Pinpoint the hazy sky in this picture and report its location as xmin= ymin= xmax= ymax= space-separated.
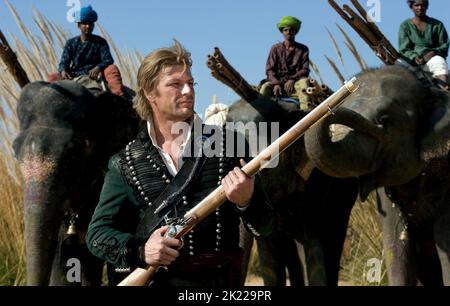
xmin=1 ymin=0 xmax=450 ymax=116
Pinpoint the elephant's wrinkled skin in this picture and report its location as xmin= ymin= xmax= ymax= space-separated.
xmin=13 ymin=81 xmax=140 ymax=285
xmin=227 ymin=96 xmax=358 ymax=286
xmin=305 ymin=66 xmax=450 ymax=285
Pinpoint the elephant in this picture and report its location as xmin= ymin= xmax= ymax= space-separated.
xmin=226 ymin=94 xmax=359 ymax=286
xmin=13 ymin=80 xmax=140 ymax=285
xmin=304 ymin=65 xmax=450 ymax=286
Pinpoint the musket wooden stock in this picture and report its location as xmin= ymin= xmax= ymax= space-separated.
xmin=118 ymin=77 xmax=359 ymax=286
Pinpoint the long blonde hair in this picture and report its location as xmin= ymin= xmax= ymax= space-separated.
xmin=133 ymin=40 xmax=192 ymax=121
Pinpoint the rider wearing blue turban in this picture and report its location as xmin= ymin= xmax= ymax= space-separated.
xmin=74 ymin=5 xmax=98 ymax=23
xmin=57 ymin=6 xmax=125 ymax=96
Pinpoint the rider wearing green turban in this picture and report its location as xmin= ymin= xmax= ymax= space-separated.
xmin=277 ymin=16 xmax=302 ymax=33
xmin=260 ymin=16 xmax=311 ymax=109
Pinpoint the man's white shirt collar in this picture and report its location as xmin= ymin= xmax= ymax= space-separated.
xmin=146 ymin=113 xmax=203 ymax=176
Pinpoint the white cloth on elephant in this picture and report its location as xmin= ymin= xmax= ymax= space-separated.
xmin=204 ymin=103 xmax=229 ymax=126
xmin=72 ymin=75 xmax=107 ymax=92
xmin=423 ymin=55 xmax=449 ymax=77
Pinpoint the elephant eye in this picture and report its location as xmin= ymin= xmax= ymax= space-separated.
xmin=376 ymin=114 xmax=390 ymax=126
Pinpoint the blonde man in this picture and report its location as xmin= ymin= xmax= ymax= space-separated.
xmin=87 ymin=41 xmax=274 ymax=286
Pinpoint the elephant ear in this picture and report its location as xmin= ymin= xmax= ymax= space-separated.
xmin=420 ymin=90 xmax=450 ymax=162
xmin=13 ymin=81 xmax=49 ymax=157
xmin=89 ymin=92 xmax=141 ymax=164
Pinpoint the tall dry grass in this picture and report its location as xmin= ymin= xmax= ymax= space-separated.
xmin=325 ymin=25 xmax=368 ymax=85
xmin=0 ymin=152 xmax=25 ymax=286
xmin=340 ymin=193 xmax=387 ymax=286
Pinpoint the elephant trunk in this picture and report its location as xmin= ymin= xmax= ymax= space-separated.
xmin=304 ymin=107 xmax=385 ymax=178
xmin=21 ymin=155 xmax=64 ymax=286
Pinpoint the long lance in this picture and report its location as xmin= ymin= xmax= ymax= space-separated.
xmin=118 ymin=77 xmax=359 ymax=286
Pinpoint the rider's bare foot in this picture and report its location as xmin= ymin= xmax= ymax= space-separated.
xmin=437 ymin=83 xmax=449 ymax=91
xmin=434 ymin=76 xmax=450 ymax=91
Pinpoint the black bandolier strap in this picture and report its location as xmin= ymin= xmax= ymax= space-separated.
xmin=119 ymin=132 xmax=209 ymax=244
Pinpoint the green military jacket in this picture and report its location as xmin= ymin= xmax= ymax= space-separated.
xmin=86 ymin=126 xmax=274 ymax=269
